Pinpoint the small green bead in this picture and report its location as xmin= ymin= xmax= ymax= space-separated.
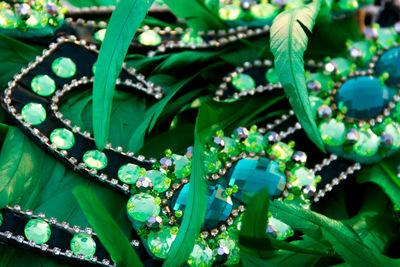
xmin=94 ymin=28 xmax=106 ymax=42
xmin=270 ymin=142 xmax=294 ymax=162
xmin=50 ymin=128 xmax=75 ymax=149
xmin=24 ymin=219 xmax=51 ymax=244
xmin=231 ymin=185 xmax=239 ymax=193
xmin=172 ymin=154 xmax=191 ymax=179
xmin=181 ymin=30 xmax=204 ymax=45
xmin=175 ymin=210 xmax=183 ymax=218
xmin=31 ymin=75 xmax=56 ymax=96
xmin=21 ymin=103 xmax=46 ymax=125
xmin=266 ymin=68 xmax=280 ymax=84
xmin=231 ymin=73 xmax=255 ymax=91
xmin=83 ymin=150 xmax=108 ymax=170
xmin=52 ymin=57 xmax=76 ymax=78
xmin=70 ymin=233 xmax=96 ymax=258
xmin=244 ymin=131 xmax=265 ymax=153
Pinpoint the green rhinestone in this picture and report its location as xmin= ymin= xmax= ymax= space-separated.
xmin=270 ymin=142 xmax=294 ymax=162
xmin=31 ymin=75 xmax=56 ymax=96
xmin=231 ymin=74 xmax=255 ymax=91
xmin=50 ymin=128 xmax=75 ymax=149
xmin=336 ymin=0 xmax=358 ymax=11
xmin=127 ymin=193 xmax=160 ymax=222
xmin=52 ymin=57 xmax=76 ymax=78
xmin=266 ymin=68 xmax=280 ymax=84
xmin=94 ymin=28 xmax=106 ymax=42
xmin=181 ymin=30 xmax=204 ymax=46
xmin=0 ymin=9 xmax=18 ymax=29
xmin=385 ymin=122 xmax=400 ymax=148
xmin=145 ymin=170 xmax=170 ymax=193
xmin=222 ymin=137 xmax=239 ymax=157
xmin=147 ymin=226 xmax=177 ymax=259
xmin=250 ymin=4 xmax=278 ymax=20
xmin=291 ymin=166 xmax=315 ymax=187
xmin=83 ymin=150 xmax=108 ymax=170
xmin=26 ymin=10 xmax=47 ymax=29
xmin=172 ymin=154 xmax=191 ymax=179
xmin=377 ymin=27 xmax=397 ymax=47
xmin=354 ymin=129 xmax=380 ymax=157
xmin=218 ymin=5 xmax=242 ymax=21
xmin=138 ymin=30 xmax=162 ymax=46
xmin=70 ymin=233 xmax=96 ymax=258
xmin=268 ymin=216 xmax=292 ymax=240
xmin=319 ymin=119 xmax=346 ymax=146
xmin=307 ymin=72 xmax=334 ymax=92
xmin=175 ymin=210 xmax=183 ymax=218
xmin=244 ymin=131 xmax=265 ymax=153
xmin=203 ymin=148 xmax=222 ymax=174
xmin=188 ymin=242 xmax=214 ymax=267
xmin=350 ymin=41 xmax=375 ymax=63
xmin=24 ymin=219 xmax=51 ymax=244
xmin=309 ymin=96 xmax=324 ymax=119
xmin=21 ymin=103 xmax=46 ymax=125
xmin=118 ymin=163 xmax=142 ymax=184
xmin=326 ymin=57 xmax=351 ymax=76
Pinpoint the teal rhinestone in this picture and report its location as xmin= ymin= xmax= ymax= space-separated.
xmin=127 ymin=193 xmax=160 ymax=222
xmin=319 ymin=119 xmax=346 ymax=146
xmin=181 ymin=30 xmax=204 ymax=46
xmin=145 ymin=170 xmax=170 ymax=193
xmin=172 ymin=183 xmax=233 ymax=229
xmin=218 ymin=5 xmax=242 ymax=21
xmin=138 ymin=30 xmax=162 ymax=46
xmin=334 ymin=76 xmax=389 ymax=119
xmin=227 ymin=157 xmax=286 ymax=203
xmin=231 ymin=73 xmax=255 ymax=91
xmin=147 ymin=226 xmax=177 ymax=259
xmin=309 ymin=96 xmax=324 ymax=119
xmin=354 ymin=129 xmax=380 ymax=157
xmin=172 ymin=154 xmax=191 ymax=179
xmin=83 ymin=150 xmax=108 ymax=170
xmin=0 ymin=9 xmax=18 ymax=29
xmin=188 ymin=242 xmax=214 ymax=267
xmin=52 ymin=57 xmax=76 ymax=78
xmin=31 ymin=75 xmax=55 ymax=96
xmin=385 ymin=122 xmax=400 ymax=148
xmin=375 ymin=47 xmax=400 ymax=86
xmin=244 ymin=131 xmax=265 ymax=153
xmin=50 ymin=128 xmax=75 ymax=149
xmin=94 ymin=28 xmax=106 ymax=42
xmin=266 ymin=68 xmax=280 ymax=84
xmin=270 ymin=142 xmax=294 ymax=161
xmin=70 ymin=233 xmax=96 ymax=258
xmin=24 ymin=219 xmax=51 ymax=244
xmin=21 ymin=103 xmax=46 ymax=125
xmin=118 ymin=163 xmax=142 ymax=184
xmin=290 ymin=166 xmax=315 ymax=187
xmin=250 ymin=4 xmax=278 ymax=20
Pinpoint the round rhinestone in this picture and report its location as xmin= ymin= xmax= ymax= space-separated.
xmin=83 ymin=150 xmax=108 ymax=170
xmin=231 ymin=74 xmax=255 ymax=91
xmin=354 ymin=129 xmax=380 ymax=157
xmin=266 ymin=68 xmax=280 ymax=84
xmin=31 ymin=75 xmax=56 ymax=96
xmin=147 ymin=226 xmax=177 ymax=259
xmin=144 ymin=170 xmax=170 ymax=193
xmin=127 ymin=193 xmax=160 ymax=222
xmin=94 ymin=28 xmax=106 ymax=42
xmin=219 ymin=5 xmax=242 ymax=21
xmin=250 ymin=4 xmax=278 ymax=20
xmin=52 ymin=57 xmax=77 ymax=78
xmin=138 ymin=30 xmax=162 ymax=46
xmin=21 ymin=103 xmax=46 ymax=125
xmin=118 ymin=163 xmax=142 ymax=184
xmin=319 ymin=119 xmax=346 ymax=146
xmin=24 ymin=219 xmax=51 ymax=245
xmin=50 ymin=128 xmax=75 ymax=149
xmin=0 ymin=9 xmax=18 ymax=29
xmin=70 ymin=233 xmax=96 ymax=258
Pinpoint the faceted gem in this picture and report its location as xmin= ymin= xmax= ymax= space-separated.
xmin=231 ymin=74 xmax=255 ymax=91
xmin=83 ymin=150 xmax=108 ymax=170
xmin=50 ymin=128 xmax=75 ymax=149
xmin=144 ymin=170 xmax=170 ymax=193
xmin=94 ymin=28 xmax=106 ymax=42
xmin=127 ymin=193 xmax=160 ymax=222
xmin=147 ymin=215 xmax=163 ymax=230
xmin=290 ymin=166 xmax=315 ymax=187
xmin=70 ymin=233 xmax=96 ymax=258
xmin=203 ymin=148 xmax=222 ymax=174
xmin=319 ymin=119 xmax=346 ymax=146
xmin=292 ymin=151 xmax=307 ymax=163
xmin=118 ymin=163 xmax=142 ymax=184
xmin=227 ymin=157 xmax=286 ymax=203
xmin=222 ymin=137 xmax=239 ymax=157
xmin=52 ymin=57 xmax=77 ymax=78
xmin=21 ymin=103 xmax=46 ymax=125
xmin=377 ymin=27 xmax=397 ymax=47
xmin=317 ymin=105 xmax=332 ymax=119
xmin=266 ymin=68 xmax=280 ymax=84
xmin=264 ymin=131 xmax=279 ymax=145
xmin=349 ymin=41 xmax=374 ymax=63
xmin=334 ymin=76 xmax=389 ymax=119
xmin=268 ymin=216 xmax=292 ymax=240
xmin=375 ymin=47 xmax=400 ymax=86
xmin=181 ymin=30 xmax=204 ymax=46
xmin=0 ymin=9 xmax=18 ymax=29
xmin=45 ymin=3 xmax=59 ymax=17
xmin=218 ymin=5 xmax=242 ymax=21
xmin=270 ymin=142 xmax=294 ymax=161
xmin=172 ymin=183 xmax=233 ymax=229
xmin=188 ymin=242 xmax=214 ymax=267
xmin=24 ymin=219 xmax=51 ymax=244
xmin=325 ymin=57 xmax=351 ymax=77
xmin=309 ymin=96 xmax=324 ymax=119
xmin=354 ymin=129 xmax=380 ymax=157
xmin=244 ymin=131 xmax=265 ymax=153
xmin=31 ymin=75 xmax=56 ymax=96
xmin=147 ymin=226 xmax=177 ymax=259
xmin=381 ymin=133 xmax=393 ymax=147
xmin=234 ymin=127 xmax=249 ymax=140
xmin=16 ymin=4 xmax=31 ymax=17
xmin=385 ymin=122 xmax=400 ymax=148
xmin=26 ymin=10 xmax=47 ymax=29
xmin=172 ymin=154 xmax=191 ymax=178
xmin=240 ymin=0 xmax=252 ymax=10
xmin=135 ymin=177 xmax=153 ymax=192
xmin=249 ymin=4 xmax=278 ymax=20
xmin=138 ymin=30 xmax=162 ymax=46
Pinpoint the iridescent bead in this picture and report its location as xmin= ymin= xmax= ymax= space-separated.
xmin=345 ymin=128 xmax=359 ymax=143
xmin=292 ymin=151 xmax=307 ymax=163
xmin=233 ymin=127 xmax=249 ymax=140
xmin=317 ymin=105 xmax=332 ymax=119
xmin=380 ymin=132 xmax=393 ymax=147
xmin=264 ymin=131 xmax=279 ymax=145
xmin=147 ymin=215 xmax=163 ymax=230
xmin=307 ymin=80 xmax=322 ymax=93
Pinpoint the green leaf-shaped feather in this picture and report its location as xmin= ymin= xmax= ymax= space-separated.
xmin=270 ymin=0 xmax=326 ymax=152
xmin=92 ymin=0 xmax=154 ymax=150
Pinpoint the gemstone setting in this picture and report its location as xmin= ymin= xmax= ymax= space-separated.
xmin=24 ymin=219 xmax=51 ymax=244
xmin=50 ymin=128 xmax=75 ymax=149
xmin=21 ymin=103 xmax=46 ymax=125
xmin=83 ymin=150 xmax=108 ymax=170
xmin=31 ymin=75 xmax=56 ymax=96
xmin=52 ymin=57 xmax=77 ymax=78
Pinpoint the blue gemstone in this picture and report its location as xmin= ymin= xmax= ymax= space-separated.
xmin=375 ymin=47 xmax=400 ymax=86
xmin=226 ymin=157 xmax=286 ymax=203
xmin=334 ymin=76 xmax=389 ymax=119
xmin=172 ymin=183 xmax=233 ymax=229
